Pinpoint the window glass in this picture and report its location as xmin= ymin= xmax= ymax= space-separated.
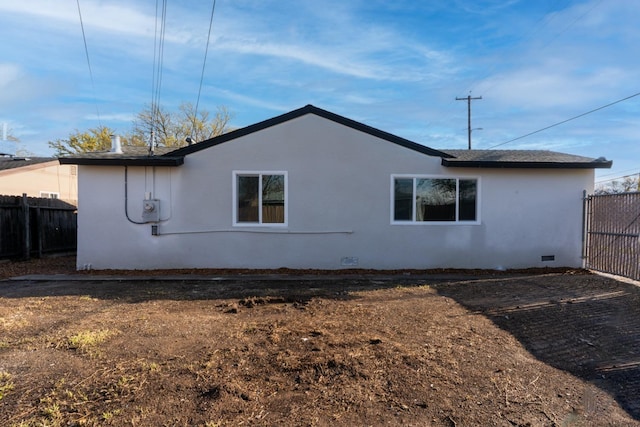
xmin=237 ymin=175 xmax=259 ymax=222
xmin=235 ymin=172 xmax=286 ymax=225
xmin=416 ymin=178 xmax=456 ymax=221
xmin=394 ymin=178 xmax=413 ymax=221
xmin=262 ymin=174 xmax=285 ymax=223
xmin=459 ymin=179 xmax=477 ymax=221
xmin=39 ymin=191 xmax=59 ymax=199
xmin=393 ymin=176 xmax=477 ymax=223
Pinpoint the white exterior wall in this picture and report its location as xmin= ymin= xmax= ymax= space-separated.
xmin=76 ymin=114 xmax=593 ymax=270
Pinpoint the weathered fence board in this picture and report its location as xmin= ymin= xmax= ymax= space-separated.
xmin=0 ymin=194 xmax=77 ymax=259
xmin=584 ymin=192 xmax=640 ymax=281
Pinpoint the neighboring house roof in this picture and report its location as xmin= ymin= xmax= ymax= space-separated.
xmin=0 ymin=156 xmax=58 ymax=173
xmin=59 ymin=104 xmax=612 ymax=170
xmin=440 ymin=149 xmax=613 ymax=169
xmin=59 ymin=146 xmax=184 ymax=167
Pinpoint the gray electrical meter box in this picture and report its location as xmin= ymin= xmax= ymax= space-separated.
xmin=142 ymin=199 xmax=160 ymax=223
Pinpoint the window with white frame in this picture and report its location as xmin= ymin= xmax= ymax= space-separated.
xmin=39 ymin=191 xmax=59 ymax=199
xmin=234 ymin=172 xmax=287 ymax=225
xmin=392 ymin=176 xmax=478 ymax=223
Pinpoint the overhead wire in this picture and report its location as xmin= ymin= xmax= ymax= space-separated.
xmin=191 ymin=0 xmax=218 ymax=142
xmin=76 ymin=0 xmax=101 ymax=127
xmin=488 ymin=91 xmax=640 ymax=149
xmin=463 ymin=0 xmax=570 ymax=95
xmin=150 ymin=0 xmax=168 ymax=152
xmin=596 ymin=167 xmax=640 ymax=181
xmin=596 ymin=172 xmax=640 ymax=185
xmin=470 ymin=0 xmax=601 ymax=97
xmin=419 ymin=2 xmax=574 ymax=144
xmin=428 ymin=1 xmax=603 ymax=147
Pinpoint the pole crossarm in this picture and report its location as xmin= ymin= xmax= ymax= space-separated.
xmin=456 ymin=95 xmax=482 ymax=149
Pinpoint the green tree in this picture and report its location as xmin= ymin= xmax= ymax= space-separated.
xmin=49 ymin=103 xmax=233 ymax=155
xmin=49 ymin=126 xmax=119 ymax=156
xmin=130 ymin=102 xmax=233 ymax=148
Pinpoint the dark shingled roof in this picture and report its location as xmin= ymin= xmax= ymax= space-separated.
xmin=59 ymin=105 xmax=612 ymax=170
xmin=0 ymin=156 xmax=58 ymax=172
xmin=440 ymin=149 xmax=612 ymax=169
xmin=59 ymin=146 xmax=184 ymax=167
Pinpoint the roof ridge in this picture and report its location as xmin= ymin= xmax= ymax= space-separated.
xmin=164 ymin=104 xmax=452 ymax=159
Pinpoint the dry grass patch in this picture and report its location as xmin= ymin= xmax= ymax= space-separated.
xmin=0 ymin=313 xmax=29 ymax=330
xmin=1 ymin=259 xmax=639 ymax=426
xmin=0 ymin=371 xmax=14 ymax=401
xmin=65 ymin=329 xmax=119 ymax=356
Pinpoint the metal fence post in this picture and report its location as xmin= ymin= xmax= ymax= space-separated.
xmin=581 ymin=190 xmax=589 ymax=267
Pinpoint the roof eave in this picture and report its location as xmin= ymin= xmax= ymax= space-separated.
xmin=441 ymin=159 xmax=613 ymax=169
xmin=59 ymin=156 xmax=184 ymax=167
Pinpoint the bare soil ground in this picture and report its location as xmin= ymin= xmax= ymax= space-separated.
xmin=1 ymin=256 xmax=640 ymax=426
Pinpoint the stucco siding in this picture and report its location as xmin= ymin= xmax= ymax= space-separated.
xmin=0 ymin=162 xmax=78 ymax=204
xmin=76 ymin=114 xmax=593 ymax=270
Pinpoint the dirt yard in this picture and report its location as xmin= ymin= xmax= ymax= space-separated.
xmin=1 ymin=256 xmax=639 ymax=426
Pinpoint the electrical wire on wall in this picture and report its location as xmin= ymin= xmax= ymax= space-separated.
xmin=124 ymin=166 xmax=173 ymax=225
xmin=124 ymin=166 xmax=147 ymax=225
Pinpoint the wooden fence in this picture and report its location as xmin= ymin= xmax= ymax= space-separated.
xmin=0 ymin=194 xmax=77 ymax=260
xmin=584 ymin=192 xmax=640 ymax=281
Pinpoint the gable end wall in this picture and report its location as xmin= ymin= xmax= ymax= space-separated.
xmin=76 ymin=115 xmax=593 ymax=270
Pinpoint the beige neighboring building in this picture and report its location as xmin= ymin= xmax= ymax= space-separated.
xmin=0 ymin=155 xmax=77 ymax=205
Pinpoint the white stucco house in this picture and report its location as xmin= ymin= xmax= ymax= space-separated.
xmin=60 ymin=105 xmax=611 ymax=271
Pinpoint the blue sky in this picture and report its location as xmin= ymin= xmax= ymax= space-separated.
xmin=0 ymin=0 xmax=638 ymax=182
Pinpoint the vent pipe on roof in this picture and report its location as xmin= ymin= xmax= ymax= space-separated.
xmin=111 ymin=135 xmax=123 ymax=154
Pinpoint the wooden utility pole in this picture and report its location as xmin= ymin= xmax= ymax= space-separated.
xmin=456 ymin=95 xmax=482 ymax=149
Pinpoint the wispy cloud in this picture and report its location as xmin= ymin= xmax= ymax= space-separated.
xmin=207 ymin=87 xmax=291 ymax=113
xmin=0 ymin=0 xmax=637 ymax=179
xmin=0 ymin=1 xmax=163 ymax=40
xmin=84 ymin=113 xmax=135 ymax=123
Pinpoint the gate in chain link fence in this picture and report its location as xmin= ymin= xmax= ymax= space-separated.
xmin=584 ymin=192 xmax=640 ymax=281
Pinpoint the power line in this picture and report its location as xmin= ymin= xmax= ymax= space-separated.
xmin=464 ymin=0 xmax=570 ymax=96
xmin=469 ymin=1 xmax=602 ymax=99
xmin=191 ymin=0 xmax=217 ymax=142
xmin=423 ymin=2 xmax=589 ymax=143
xmin=597 ymin=167 xmax=640 ymax=180
xmin=455 ymin=95 xmax=482 ymax=150
xmin=596 ymin=172 xmax=640 ymax=185
xmin=76 ymin=0 xmax=101 ymax=127
xmin=489 ymin=91 xmax=640 ymax=149
xmin=150 ymin=0 xmax=168 ymax=153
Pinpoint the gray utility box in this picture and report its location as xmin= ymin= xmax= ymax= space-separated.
xmin=142 ymin=199 xmax=160 ymax=223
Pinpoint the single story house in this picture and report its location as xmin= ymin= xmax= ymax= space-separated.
xmin=60 ymin=105 xmax=611 ymax=270
xmin=0 ymin=155 xmax=78 ymax=205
